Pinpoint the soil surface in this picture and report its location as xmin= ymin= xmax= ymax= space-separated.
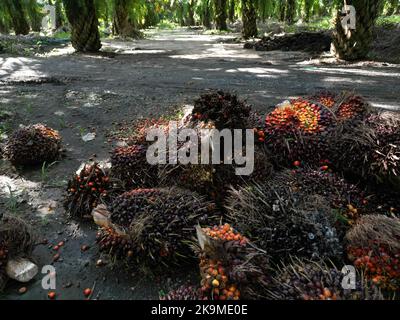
xmin=0 ymin=28 xmax=399 ymax=300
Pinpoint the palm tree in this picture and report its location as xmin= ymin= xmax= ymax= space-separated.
xmin=63 ymin=0 xmax=101 ymax=52
xmin=332 ymin=0 xmax=384 ymax=60
xmin=213 ymin=0 xmax=228 ymax=30
xmin=241 ymin=0 xmax=257 ymax=39
xmin=4 ymin=0 xmax=30 ymax=35
xmin=113 ymin=0 xmax=140 ymax=38
xmin=285 ymin=0 xmax=296 ymax=24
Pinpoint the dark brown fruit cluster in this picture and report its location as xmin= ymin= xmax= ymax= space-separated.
xmin=269 ymin=258 xmax=382 ymax=300
xmin=5 ymin=124 xmax=62 ymax=166
xmin=226 ymin=170 xmax=345 ymax=262
xmin=161 ymin=284 xmax=203 ymax=300
xmin=191 ymin=91 xmax=251 ymax=129
xmin=110 ymin=145 xmax=156 ymax=188
xmin=64 ymin=163 xmax=111 ymax=219
xmin=104 ymin=188 xmax=219 ymax=263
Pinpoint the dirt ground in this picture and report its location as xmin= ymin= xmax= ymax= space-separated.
xmin=0 ymin=28 xmax=399 ymax=300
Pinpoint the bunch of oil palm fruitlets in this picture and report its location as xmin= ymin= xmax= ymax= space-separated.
xmin=266 ymin=258 xmax=383 ymax=300
xmin=110 ymin=145 xmax=156 ymax=188
xmin=64 ymin=163 xmax=111 ymax=219
xmin=196 ymin=224 xmax=269 ymax=300
xmin=346 ymin=215 xmax=400 ymax=292
xmin=263 ymin=92 xmax=371 ymax=167
xmin=191 ymin=90 xmax=251 ymax=129
xmin=4 ymin=123 xmax=62 ymax=166
xmin=286 ymin=168 xmax=368 ymax=230
xmin=98 ymin=188 xmax=219 ymax=264
xmin=160 ymin=284 xmax=204 ymax=300
xmin=226 ymin=169 xmax=349 ymax=262
xmin=264 ymin=99 xmax=334 ymax=166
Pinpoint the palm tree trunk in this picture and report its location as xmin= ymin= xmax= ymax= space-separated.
xmin=304 ymin=0 xmax=313 ymax=23
xmin=63 ymin=0 xmax=101 ymax=52
xmin=4 ymin=0 xmax=30 ymax=35
xmin=332 ymin=0 xmax=383 ymax=60
xmin=214 ymin=0 xmax=228 ymax=30
xmin=228 ymin=0 xmax=235 ymax=22
xmin=202 ymin=0 xmax=212 ymax=28
xmin=113 ymin=0 xmax=140 ymax=38
xmin=285 ymin=0 xmax=296 ymax=24
xmin=241 ymin=0 xmax=257 ymax=39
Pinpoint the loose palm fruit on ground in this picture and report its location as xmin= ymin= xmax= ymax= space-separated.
xmin=64 ymin=162 xmax=111 ymax=219
xmin=5 ymin=124 xmax=62 ymax=166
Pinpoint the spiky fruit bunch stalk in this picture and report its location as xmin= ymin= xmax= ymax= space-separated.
xmin=101 ymin=188 xmax=219 ymax=264
xmin=267 ymin=258 xmax=382 ymax=300
xmin=64 ymin=163 xmax=111 ymax=219
xmin=110 ymin=145 xmax=156 ymax=188
xmin=196 ymin=224 xmax=269 ymax=300
xmin=225 ymin=170 xmax=349 ymax=262
xmin=5 ymin=124 xmax=62 ymax=166
xmin=346 ymin=215 xmax=400 ymax=291
xmin=160 ymin=284 xmax=204 ymax=300
xmin=191 ymin=91 xmax=251 ymax=129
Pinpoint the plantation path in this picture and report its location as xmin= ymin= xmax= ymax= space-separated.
xmin=0 ymin=28 xmax=399 ymax=300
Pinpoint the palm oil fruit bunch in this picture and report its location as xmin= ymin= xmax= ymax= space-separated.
xmin=268 ymin=258 xmax=382 ymax=300
xmin=225 ymin=171 xmax=343 ymax=262
xmin=366 ymin=112 xmax=400 ymax=188
xmin=265 ymin=99 xmax=333 ymax=135
xmin=5 ymin=124 xmax=62 ymax=166
xmin=196 ymin=224 xmax=270 ymax=300
xmin=199 ymin=257 xmax=241 ymax=301
xmin=336 ymin=95 xmax=368 ymax=121
xmin=191 ymin=91 xmax=251 ymax=129
xmin=107 ymin=188 xmax=218 ymax=263
xmin=96 ymin=227 xmax=134 ymax=260
xmin=346 ymin=215 xmax=400 ymax=292
xmin=289 ymin=169 xmax=366 ymax=225
xmin=264 ymin=99 xmax=333 ymax=166
xmin=161 ymin=284 xmax=203 ymax=300
xmin=312 ymin=91 xmax=337 ymax=109
xmin=127 ymin=117 xmax=175 ymax=146
xmin=203 ymin=224 xmax=248 ymax=245
xmin=64 ymin=163 xmax=111 ymax=219
xmin=110 ymin=145 xmax=156 ymax=188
